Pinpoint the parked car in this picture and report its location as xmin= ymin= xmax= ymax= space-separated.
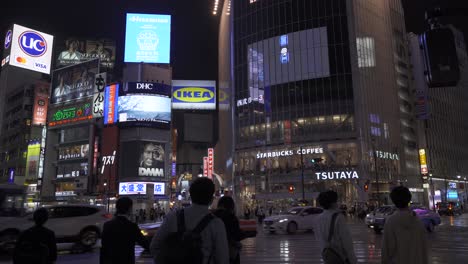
xmin=263 ymin=206 xmax=323 ymax=234
xmin=437 ymin=202 xmax=463 ymax=216
xmin=366 ymin=205 xmax=441 ymax=233
xmin=0 ymin=205 xmax=111 ymax=252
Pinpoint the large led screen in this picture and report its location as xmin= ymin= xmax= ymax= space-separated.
xmin=247 ymin=27 xmax=330 ymax=99
xmin=51 ymin=59 xmax=99 ymax=104
xmin=118 ymin=94 xmax=171 ymax=127
xmin=120 ymin=141 xmax=166 ymax=179
xmin=56 ymin=38 xmax=116 ymax=70
xmin=172 ymin=80 xmax=216 ymax=110
xmin=124 ymin=13 xmax=171 ymax=64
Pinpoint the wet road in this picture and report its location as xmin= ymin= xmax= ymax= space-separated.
xmin=1 ymin=214 xmax=467 ymax=263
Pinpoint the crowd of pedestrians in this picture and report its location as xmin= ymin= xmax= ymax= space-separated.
xmin=12 ymin=179 xmax=430 ymax=264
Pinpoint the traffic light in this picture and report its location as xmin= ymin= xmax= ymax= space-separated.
xmin=288 ymin=185 xmax=294 ymax=193
xmin=311 ymin=158 xmax=323 ymax=164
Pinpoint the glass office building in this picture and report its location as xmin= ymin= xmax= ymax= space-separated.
xmin=219 ymin=0 xmax=421 ymax=207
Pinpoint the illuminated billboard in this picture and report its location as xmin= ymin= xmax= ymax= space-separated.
xmin=172 ymin=80 xmax=216 ymax=110
xmin=32 ymin=82 xmax=50 ymax=126
xmin=51 ymin=59 xmax=99 ymax=104
xmin=58 ymin=144 xmax=89 ymax=161
xmin=104 ymin=84 xmax=119 ymax=125
xmin=122 ymin=82 xmax=171 ymax=96
xmin=118 ymin=94 xmax=171 ymax=128
xmin=48 ymin=102 xmax=93 ymax=127
xmin=120 ymin=141 xmax=166 ymax=179
xmin=124 ymin=13 xmax=171 ymax=64
xmin=25 ymin=142 xmax=41 ymax=180
xmin=119 ymin=182 xmax=165 ymax=195
xmin=56 ymin=38 xmax=116 ymax=70
xmin=7 ymin=24 xmax=54 ymax=74
xmin=419 ymin=149 xmax=428 ymax=175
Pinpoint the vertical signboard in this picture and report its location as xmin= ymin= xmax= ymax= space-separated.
xmin=32 ymin=82 xmax=50 ymax=125
xmin=419 ymin=149 xmax=428 ymax=175
xmin=2 ymin=27 xmax=13 ymax=67
xmin=99 ymin=126 xmax=119 ymax=194
xmin=104 ymin=84 xmax=119 ymax=125
xmin=208 ymin=148 xmax=214 ymax=179
xmin=93 ymin=73 xmax=107 ymax=118
xmin=25 ymin=141 xmax=41 ymax=180
xmin=203 ymin=157 xmax=208 ymax=177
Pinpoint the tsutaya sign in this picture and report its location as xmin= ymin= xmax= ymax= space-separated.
xmin=375 ymin=150 xmax=399 ymax=160
xmin=315 ymin=171 xmax=359 ymax=180
xmin=256 ymin=147 xmax=323 ymax=159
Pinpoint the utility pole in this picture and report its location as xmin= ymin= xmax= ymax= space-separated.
xmin=300 ymin=146 xmax=305 ymax=201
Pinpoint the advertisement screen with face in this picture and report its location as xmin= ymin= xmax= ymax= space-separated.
xmin=120 ymin=141 xmax=166 ymax=179
xmin=51 ymin=59 xmax=99 ymax=104
xmin=56 ymin=38 xmax=116 ymax=70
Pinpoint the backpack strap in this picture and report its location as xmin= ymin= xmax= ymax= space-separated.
xmin=177 ymin=209 xmax=186 ymax=234
xmin=192 ymin=213 xmax=215 ymax=234
xmin=327 ymin=212 xmax=339 ymax=243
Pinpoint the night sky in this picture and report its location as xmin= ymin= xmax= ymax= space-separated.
xmin=0 ymin=0 xmax=467 ymax=81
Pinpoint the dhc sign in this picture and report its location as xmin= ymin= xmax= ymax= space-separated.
xmin=172 ymin=80 xmax=216 ymax=110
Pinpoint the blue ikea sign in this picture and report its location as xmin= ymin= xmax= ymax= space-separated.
xmin=172 ymin=86 xmax=216 ymax=110
xmin=124 ymin=13 xmax=171 ymax=64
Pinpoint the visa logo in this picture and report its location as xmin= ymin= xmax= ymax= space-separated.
xmin=34 ymin=62 xmax=46 ymax=69
xmin=173 ymin=87 xmax=214 ymax=103
xmin=18 ymin=31 xmax=47 ymax=57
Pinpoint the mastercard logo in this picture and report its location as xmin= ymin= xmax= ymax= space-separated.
xmin=16 ymin=56 xmax=27 ymax=64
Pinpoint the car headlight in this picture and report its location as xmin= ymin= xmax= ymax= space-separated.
xmin=141 ymin=230 xmax=148 ymax=236
xmin=279 ymin=219 xmax=288 ymax=223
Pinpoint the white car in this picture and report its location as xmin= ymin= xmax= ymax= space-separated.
xmin=263 ymin=206 xmax=323 ymax=234
xmin=0 ymin=204 xmax=111 ymax=252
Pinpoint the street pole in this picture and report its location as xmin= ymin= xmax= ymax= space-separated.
xmin=300 ymin=146 xmax=305 ymax=201
xmin=371 ymin=138 xmax=380 ymax=208
xmin=430 ymin=175 xmax=436 ymax=212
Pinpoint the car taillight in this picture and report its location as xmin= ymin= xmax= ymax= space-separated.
xmin=102 ymin=213 xmax=113 ymax=219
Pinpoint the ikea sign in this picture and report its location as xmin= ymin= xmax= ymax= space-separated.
xmin=172 ymin=80 xmax=216 ymax=110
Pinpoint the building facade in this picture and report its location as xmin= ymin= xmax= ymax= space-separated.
xmin=409 ymin=26 xmax=468 ymax=209
xmin=222 ymin=0 xmax=420 ymax=208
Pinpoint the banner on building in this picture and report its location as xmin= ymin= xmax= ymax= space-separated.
xmin=32 ymin=82 xmax=50 ymax=125
xmin=56 ymin=38 xmax=115 ymax=70
xmin=92 ymin=73 xmax=107 ymax=118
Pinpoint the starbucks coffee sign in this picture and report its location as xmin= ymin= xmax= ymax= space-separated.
xmin=256 ymin=147 xmax=324 ymax=159
xmin=315 ymin=171 xmax=359 ymax=180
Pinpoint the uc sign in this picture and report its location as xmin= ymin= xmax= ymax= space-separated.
xmin=173 ymin=87 xmax=215 ymax=103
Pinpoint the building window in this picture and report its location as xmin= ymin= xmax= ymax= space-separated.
xmin=371 ymin=126 xmax=381 ymax=137
xmin=357 ymin=37 xmax=376 ymax=68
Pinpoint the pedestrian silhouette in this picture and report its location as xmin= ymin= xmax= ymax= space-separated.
xmin=150 ymin=177 xmax=229 ymax=264
xmin=13 ymin=208 xmax=57 ymax=264
xmin=315 ymin=190 xmax=357 ymax=264
xmin=382 ymin=186 xmax=428 ymax=264
xmin=100 ymin=197 xmax=149 ymax=264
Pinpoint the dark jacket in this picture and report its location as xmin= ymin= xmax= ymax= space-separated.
xmin=13 ymin=225 xmax=57 ymax=264
xmin=213 ymin=209 xmax=245 ymax=264
xmin=100 ymin=215 xmax=149 ymax=264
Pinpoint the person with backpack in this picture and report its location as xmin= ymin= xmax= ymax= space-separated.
xmin=382 ymin=186 xmax=429 ymax=264
xmin=100 ymin=197 xmax=149 ymax=264
xmin=13 ymin=208 xmax=57 ymax=264
xmin=315 ymin=190 xmax=357 ymax=264
xmin=150 ymin=177 xmax=229 ymax=264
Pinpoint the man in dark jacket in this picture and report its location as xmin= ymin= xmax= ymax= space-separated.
xmin=13 ymin=208 xmax=57 ymax=264
xmin=100 ymin=197 xmax=149 ymax=264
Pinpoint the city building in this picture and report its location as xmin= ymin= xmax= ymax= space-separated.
xmin=218 ymin=0 xmax=421 ymax=208
xmin=409 ymin=25 xmax=468 ymax=209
